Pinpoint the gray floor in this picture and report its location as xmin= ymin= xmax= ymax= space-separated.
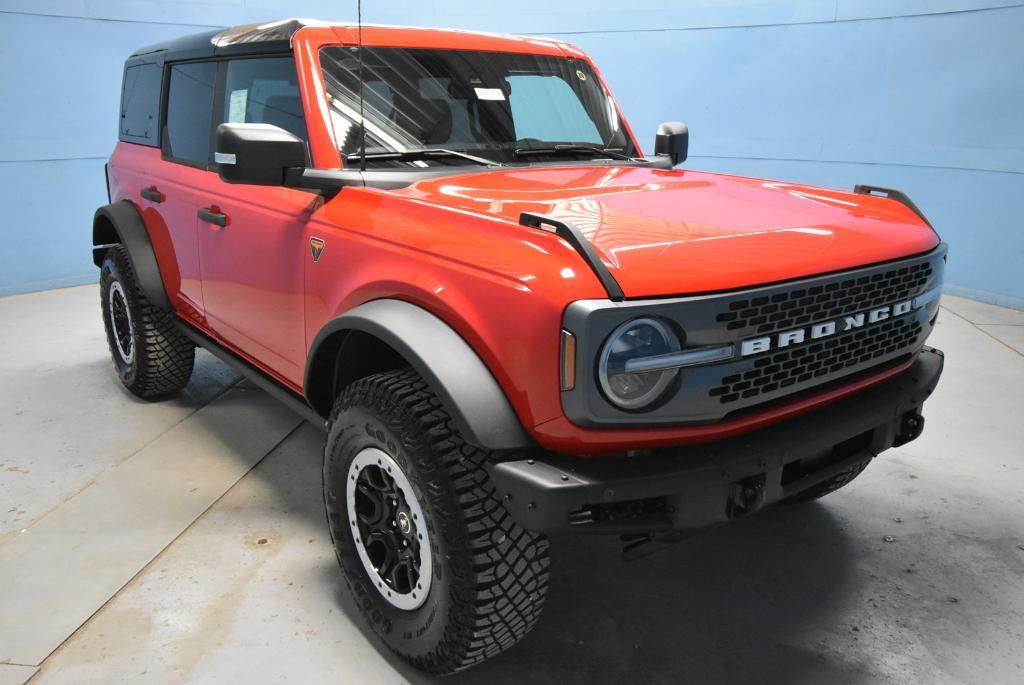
xmin=1 ymin=286 xmax=1022 ymax=684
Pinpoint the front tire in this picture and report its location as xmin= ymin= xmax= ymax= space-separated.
xmin=99 ymin=246 xmax=194 ymax=398
xmin=323 ymin=369 xmax=549 ymax=675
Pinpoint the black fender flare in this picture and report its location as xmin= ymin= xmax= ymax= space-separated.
xmin=306 ymin=299 xmax=533 ymax=450
xmin=92 ymin=200 xmax=171 ymax=310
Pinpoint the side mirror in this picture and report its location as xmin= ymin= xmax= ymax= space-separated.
xmin=215 ymin=123 xmax=306 ymax=186
xmin=653 ymin=121 xmax=688 ymax=167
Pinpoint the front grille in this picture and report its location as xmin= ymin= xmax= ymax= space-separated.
xmin=714 ymin=261 xmax=934 ymax=337
xmin=560 ymin=244 xmax=945 ymax=427
xmin=710 ymin=316 xmax=923 ymax=404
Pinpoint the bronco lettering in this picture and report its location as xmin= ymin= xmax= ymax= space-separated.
xmin=740 ymin=298 xmax=915 ymax=357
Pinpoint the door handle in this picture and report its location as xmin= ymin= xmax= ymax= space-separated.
xmin=140 ymin=186 xmax=165 ymax=203
xmin=198 ymin=206 xmax=228 ymax=227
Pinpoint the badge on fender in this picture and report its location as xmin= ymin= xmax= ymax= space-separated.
xmin=309 ymin=237 xmax=326 ymax=263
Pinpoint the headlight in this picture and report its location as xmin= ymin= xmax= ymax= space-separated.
xmin=598 ymin=317 xmax=681 ymax=409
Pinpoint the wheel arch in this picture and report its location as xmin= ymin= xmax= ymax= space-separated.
xmin=306 ymin=299 xmax=533 ymax=450
xmin=92 ymin=200 xmax=171 ymax=311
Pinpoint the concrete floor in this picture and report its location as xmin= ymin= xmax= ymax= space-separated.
xmin=1 ymin=285 xmax=1022 ymax=684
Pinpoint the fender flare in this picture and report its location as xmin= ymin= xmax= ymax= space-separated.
xmin=306 ymin=299 xmax=533 ymax=450
xmin=92 ymin=200 xmax=171 ymax=310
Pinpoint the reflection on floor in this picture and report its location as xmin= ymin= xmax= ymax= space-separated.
xmin=1 ymin=285 xmax=1022 ymax=684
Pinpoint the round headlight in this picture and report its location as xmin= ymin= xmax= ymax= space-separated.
xmin=598 ymin=317 xmax=681 ymax=410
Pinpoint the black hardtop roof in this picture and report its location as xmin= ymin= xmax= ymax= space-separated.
xmin=129 ymin=19 xmax=319 ymax=62
xmin=127 ymin=18 xmax=552 ymax=64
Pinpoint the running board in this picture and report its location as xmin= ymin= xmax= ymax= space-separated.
xmin=175 ymin=320 xmax=327 ymax=430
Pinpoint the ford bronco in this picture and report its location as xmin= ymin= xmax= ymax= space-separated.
xmin=94 ymin=19 xmax=945 ymax=674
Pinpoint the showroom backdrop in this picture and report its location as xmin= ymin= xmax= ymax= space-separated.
xmin=1 ymin=0 xmax=1022 ymax=307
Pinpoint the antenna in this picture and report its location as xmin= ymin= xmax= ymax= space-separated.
xmin=357 ymin=0 xmax=367 ymax=172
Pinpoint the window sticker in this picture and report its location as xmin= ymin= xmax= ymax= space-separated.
xmin=576 ymin=69 xmax=587 ymax=81
xmin=473 ymin=87 xmax=505 ymax=101
xmin=228 ymin=89 xmax=248 ymax=122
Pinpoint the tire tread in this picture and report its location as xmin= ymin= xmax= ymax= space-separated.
xmin=326 ymin=368 xmax=549 ymax=675
xmin=101 ymin=246 xmax=194 ymax=398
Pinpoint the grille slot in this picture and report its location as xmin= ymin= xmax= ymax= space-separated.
xmin=710 ymin=316 xmax=923 ymax=404
xmin=715 ymin=262 xmax=933 ymax=337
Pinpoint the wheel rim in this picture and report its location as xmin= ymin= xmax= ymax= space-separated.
xmin=108 ymin=280 xmax=134 ymax=365
xmin=346 ymin=447 xmax=432 ymax=610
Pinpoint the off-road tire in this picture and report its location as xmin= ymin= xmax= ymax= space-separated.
xmin=99 ymin=246 xmax=194 ymax=398
xmin=323 ymin=368 xmax=550 ymax=675
xmin=786 ymin=459 xmax=871 ymax=503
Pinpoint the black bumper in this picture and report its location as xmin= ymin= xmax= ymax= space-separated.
xmin=488 ymin=348 xmax=943 ymax=540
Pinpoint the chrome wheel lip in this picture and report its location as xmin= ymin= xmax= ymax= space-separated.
xmin=108 ymin=280 xmax=134 ymax=365
xmin=346 ymin=447 xmax=432 ymax=611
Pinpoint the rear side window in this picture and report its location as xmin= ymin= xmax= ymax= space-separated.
xmin=163 ymin=61 xmax=217 ymax=166
xmin=119 ymin=63 xmax=162 ymax=145
xmin=220 ymin=57 xmax=307 ymax=143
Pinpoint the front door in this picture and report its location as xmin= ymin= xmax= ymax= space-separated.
xmin=197 ymin=56 xmax=313 ymax=387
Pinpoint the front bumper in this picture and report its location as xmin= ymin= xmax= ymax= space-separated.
xmin=488 ymin=347 xmax=943 ymax=543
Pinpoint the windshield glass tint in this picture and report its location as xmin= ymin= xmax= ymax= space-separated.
xmin=319 ymin=46 xmax=635 ymax=167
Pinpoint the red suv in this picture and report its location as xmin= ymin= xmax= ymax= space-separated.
xmin=94 ymin=19 xmax=945 ymax=674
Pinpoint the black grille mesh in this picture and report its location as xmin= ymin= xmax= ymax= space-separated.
xmin=710 ymin=317 xmax=923 ymax=405
xmin=715 ymin=262 xmax=933 ymax=336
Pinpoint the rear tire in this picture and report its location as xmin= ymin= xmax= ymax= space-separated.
xmin=99 ymin=246 xmax=194 ymax=398
xmin=323 ymin=368 xmax=549 ymax=675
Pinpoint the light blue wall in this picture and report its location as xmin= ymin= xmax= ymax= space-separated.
xmin=2 ymin=1 xmax=1022 ymax=307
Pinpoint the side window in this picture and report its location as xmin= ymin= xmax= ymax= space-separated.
xmin=120 ymin=62 xmax=161 ymax=145
xmin=507 ymin=74 xmax=601 ymax=144
xmin=163 ymin=61 xmax=216 ymax=166
xmin=221 ymin=57 xmax=307 ymax=143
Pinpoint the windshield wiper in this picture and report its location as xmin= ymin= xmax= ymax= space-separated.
xmin=512 ymin=144 xmax=632 ymax=161
xmin=345 ymin=148 xmax=500 ymax=166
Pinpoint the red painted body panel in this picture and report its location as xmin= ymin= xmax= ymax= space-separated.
xmin=108 ymin=144 xmax=207 ymax=322
xmin=196 ymin=172 xmax=313 ymax=386
xmin=302 ymin=183 xmax=606 ymax=428
xmin=396 ymin=166 xmax=939 ymax=297
xmin=297 ymin=177 xmax=934 ymax=455
xmin=108 ymin=26 xmax=940 ymax=457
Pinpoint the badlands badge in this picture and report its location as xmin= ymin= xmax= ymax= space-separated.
xmin=309 ymin=237 xmax=326 ymax=263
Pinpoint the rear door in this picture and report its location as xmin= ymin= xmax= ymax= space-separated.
xmin=196 ymin=56 xmax=313 ymax=387
xmin=129 ymin=60 xmax=217 ymax=322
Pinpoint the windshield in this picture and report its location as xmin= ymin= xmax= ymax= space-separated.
xmin=319 ymin=46 xmax=636 ymax=167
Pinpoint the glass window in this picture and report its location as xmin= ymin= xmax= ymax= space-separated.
xmin=507 ymin=74 xmax=601 ymax=144
xmin=319 ymin=47 xmax=634 ymax=167
xmin=221 ymin=57 xmax=307 ymax=143
xmin=120 ymin=63 xmax=162 ymax=145
xmin=163 ymin=62 xmax=216 ymax=165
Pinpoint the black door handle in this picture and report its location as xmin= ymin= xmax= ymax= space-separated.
xmin=140 ymin=186 xmax=165 ymax=203
xmin=198 ymin=206 xmax=228 ymax=227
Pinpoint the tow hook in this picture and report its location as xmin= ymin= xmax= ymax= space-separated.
xmin=727 ymin=475 xmax=766 ymax=518
xmin=894 ymin=411 xmax=925 ymax=447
